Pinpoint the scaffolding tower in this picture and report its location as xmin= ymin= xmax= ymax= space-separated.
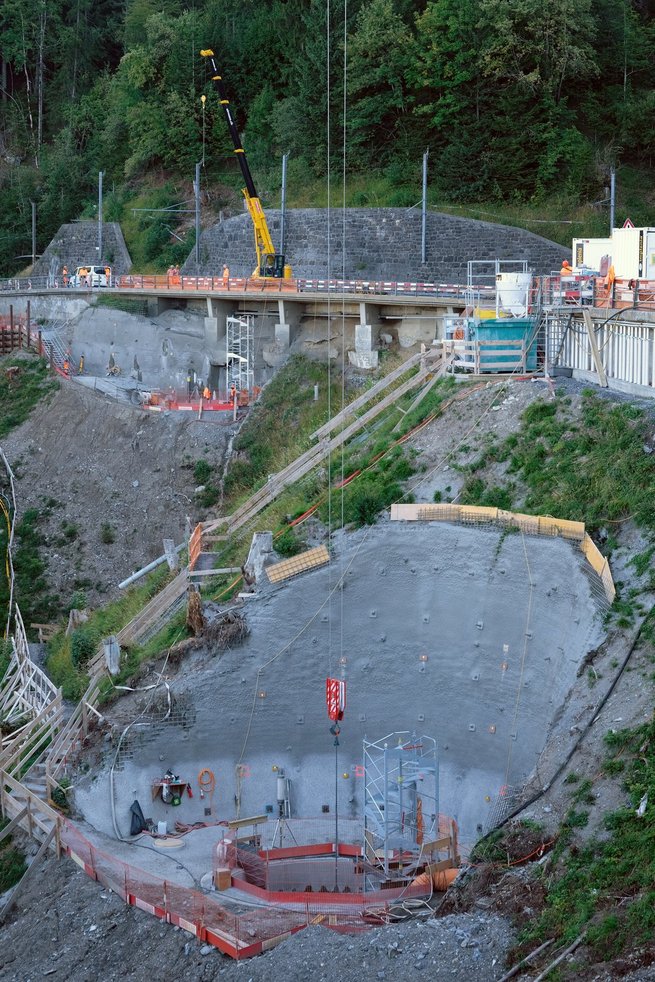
xmin=226 ymin=314 xmax=254 ymax=395
xmin=363 ymin=731 xmax=439 ymax=887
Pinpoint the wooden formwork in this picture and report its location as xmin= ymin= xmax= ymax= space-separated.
xmin=391 ymin=502 xmax=613 ymax=604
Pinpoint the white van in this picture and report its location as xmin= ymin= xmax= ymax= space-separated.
xmin=70 ymin=265 xmax=111 ymax=287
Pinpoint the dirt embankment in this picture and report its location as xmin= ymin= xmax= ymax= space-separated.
xmin=2 ymin=381 xmax=236 ymax=611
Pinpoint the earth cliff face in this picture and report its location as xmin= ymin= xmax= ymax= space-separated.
xmin=2 ymin=381 xmax=236 ymax=611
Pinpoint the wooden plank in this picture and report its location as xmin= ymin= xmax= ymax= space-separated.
xmin=311 ymin=349 xmax=429 ymax=440
xmin=0 ymin=807 xmax=28 ymax=843
xmin=203 ymin=359 xmax=433 ymax=536
xmin=266 ymin=545 xmax=330 ymax=584
xmin=227 ymin=814 xmax=268 ymax=829
xmin=582 ymin=309 xmax=608 ymax=387
xmin=392 ymin=355 xmax=451 ymax=433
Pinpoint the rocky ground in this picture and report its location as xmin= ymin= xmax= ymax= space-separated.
xmin=1 ymin=853 xmax=515 ymax=982
xmin=3 ymin=368 xmax=655 ymax=980
xmin=1 ymin=379 xmax=239 ymax=610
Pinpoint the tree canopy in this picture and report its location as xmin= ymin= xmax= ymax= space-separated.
xmin=0 ymin=0 xmax=654 ymax=272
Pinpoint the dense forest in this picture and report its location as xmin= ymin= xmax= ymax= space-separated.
xmin=0 ymin=0 xmax=654 ymax=273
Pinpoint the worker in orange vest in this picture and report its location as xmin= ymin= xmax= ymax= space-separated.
xmin=222 ymin=264 xmax=230 ymax=288
xmin=203 ymin=385 xmax=211 ymax=400
xmin=560 ymin=259 xmax=573 ymax=276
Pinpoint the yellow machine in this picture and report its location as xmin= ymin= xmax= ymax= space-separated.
xmin=201 ymin=49 xmax=292 ymax=280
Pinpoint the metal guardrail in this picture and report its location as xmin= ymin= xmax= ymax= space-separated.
xmin=0 ymin=272 xmax=492 ymax=302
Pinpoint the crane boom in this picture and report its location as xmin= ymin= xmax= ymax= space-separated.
xmin=200 ymin=49 xmax=290 ymax=279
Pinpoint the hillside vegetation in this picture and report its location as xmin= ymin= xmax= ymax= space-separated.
xmin=1 ymin=0 xmax=655 ymax=274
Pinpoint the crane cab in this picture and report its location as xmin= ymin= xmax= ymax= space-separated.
xmin=260 ymin=253 xmax=287 ymax=278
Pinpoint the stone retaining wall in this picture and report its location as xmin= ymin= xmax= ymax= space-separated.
xmin=33 ymin=222 xmax=132 ymax=278
xmin=183 ymin=208 xmax=565 ymax=282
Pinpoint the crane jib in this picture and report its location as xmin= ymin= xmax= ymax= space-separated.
xmin=201 ymin=48 xmax=290 ymax=279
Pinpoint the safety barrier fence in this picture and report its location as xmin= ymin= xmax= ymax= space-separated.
xmin=0 ymin=273 xmax=494 ymax=302
xmin=548 ymin=309 xmax=655 ymax=390
xmin=540 ymin=275 xmax=655 ymax=312
xmin=2 ymin=270 xmax=655 ymax=310
xmin=59 ymin=819 xmax=439 ymax=958
xmin=188 ymin=524 xmax=203 ymax=572
xmin=390 ymin=503 xmax=615 ymax=604
xmin=216 ymin=815 xmax=459 ymax=899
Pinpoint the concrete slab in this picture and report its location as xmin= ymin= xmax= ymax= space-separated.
xmin=76 ymin=521 xmax=605 ymax=855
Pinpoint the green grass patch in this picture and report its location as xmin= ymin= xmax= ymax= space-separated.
xmin=93 ymin=294 xmax=148 ymax=316
xmin=46 ymin=563 xmax=173 ymax=699
xmin=0 ymin=821 xmax=26 ymax=893
xmin=520 ymin=715 xmax=655 ymax=956
xmin=0 ymin=508 xmax=61 ymax=633
xmin=222 ymin=355 xmax=346 ymax=506
xmin=449 ymin=392 xmax=655 ymax=541
xmin=0 ymin=355 xmax=58 ymax=439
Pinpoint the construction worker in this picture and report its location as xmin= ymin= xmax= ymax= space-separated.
xmin=187 ymin=371 xmax=193 ymax=398
xmin=560 ymin=259 xmax=573 ymax=277
xmin=203 ymin=385 xmax=211 ymax=400
xmin=62 ymin=265 xmax=69 ymax=287
xmin=78 ymin=354 xmax=85 ymax=375
xmin=222 ymin=264 xmax=230 ymax=288
xmin=63 ymin=356 xmax=70 ymax=376
xmin=104 ymin=266 xmax=111 ymax=285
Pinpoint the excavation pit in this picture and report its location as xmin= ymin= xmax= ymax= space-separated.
xmin=76 ymin=519 xmax=606 ymax=865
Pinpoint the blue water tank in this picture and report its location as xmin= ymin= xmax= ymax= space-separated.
xmin=474 ymin=319 xmax=538 ymax=372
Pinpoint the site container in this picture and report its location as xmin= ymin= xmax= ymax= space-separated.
xmin=572 ymin=227 xmax=655 ymax=279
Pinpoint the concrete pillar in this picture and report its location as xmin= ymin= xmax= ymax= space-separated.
xmin=204 ymin=297 xmax=233 ymax=349
xmin=274 ymin=298 xmax=302 ymax=348
xmin=347 ymin=301 xmax=379 ymax=370
xmin=263 ymin=299 xmax=303 ymax=367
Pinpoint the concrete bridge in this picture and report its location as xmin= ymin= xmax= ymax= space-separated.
xmin=0 ymin=272 xmax=495 ymax=374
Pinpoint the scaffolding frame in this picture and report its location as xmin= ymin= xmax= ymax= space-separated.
xmin=363 ymin=731 xmax=439 ymax=887
xmin=466 ymin=259 xmax=530 ymax=317
xmin=226 ymin=314 xmax=254 ymax=395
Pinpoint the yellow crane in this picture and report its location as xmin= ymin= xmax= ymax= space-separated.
xmin=201 ymin=49 xmax=292 ymax=279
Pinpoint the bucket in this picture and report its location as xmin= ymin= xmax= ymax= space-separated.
xmin=157 ymin=820 xmax=167 ymax=836
xmin=496 ymin=272 xmax=532 ymax=317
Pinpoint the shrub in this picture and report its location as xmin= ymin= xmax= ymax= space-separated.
xmin=100 ymin=523 xmax=116 ymax=545
xmin=70 ymin=627 xmax=98 ymax=668
xmin=275 ymin=529 xmax=306 ymax=557
xmin=193 ymin=459 xmax=212 ymax=485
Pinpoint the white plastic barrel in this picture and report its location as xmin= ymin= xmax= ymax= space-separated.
xmin=496 ymin=272 xmax=532 ymax=316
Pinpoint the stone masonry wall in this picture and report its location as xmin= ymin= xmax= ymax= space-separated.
xmin=183 ymin=208 xmax=566 ymax=282
xmin=33 ymin=222 xmax=132 ymax=278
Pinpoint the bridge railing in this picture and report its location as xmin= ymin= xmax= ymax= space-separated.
xmin=0 ymin=272 xmax=495 ymax=302
xmin=2 ymin=272 xmax=655 ymax=310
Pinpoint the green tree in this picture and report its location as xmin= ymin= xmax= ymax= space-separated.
xmin=346 ymin=0 xmax=413 ymax=167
